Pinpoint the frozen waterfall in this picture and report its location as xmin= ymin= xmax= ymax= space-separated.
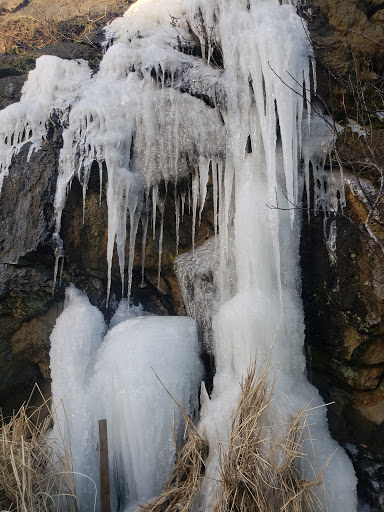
xmin=0 ymin=0 xmax=357 ymax=510
xmin=50 ymin=286 xmax=202 ymax=510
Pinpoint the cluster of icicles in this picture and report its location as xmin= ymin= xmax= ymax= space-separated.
xmin=0 ymin=0 xmax=344 ymax=291
xmin=0 ymin=0 xmax=357 ymax=510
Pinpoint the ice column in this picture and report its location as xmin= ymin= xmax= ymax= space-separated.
xmin=50 ymin=287 xmax=202 ymax=511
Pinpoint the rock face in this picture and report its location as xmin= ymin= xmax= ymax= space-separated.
xmin=0 ymin=0 xmax=383 ymax=508
xmin=299 ymin=1 xmax=384 ymax=508
xmin=301 ymin=195 xmax=384 ymax=508
xmin=300 ymin=0 xmax=384 ymax=77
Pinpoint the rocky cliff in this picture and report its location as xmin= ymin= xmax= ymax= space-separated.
xmin=299 ymin=1 xmax=384 ymax=507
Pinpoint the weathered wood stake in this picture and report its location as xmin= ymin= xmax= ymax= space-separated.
xmin=98 ymin=419 xmax=111 ymax=512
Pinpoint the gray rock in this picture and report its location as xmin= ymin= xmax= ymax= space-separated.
xmin=0 ymin=74 xmax=26 ymax=109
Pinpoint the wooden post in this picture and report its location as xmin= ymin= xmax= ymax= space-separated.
xmin=98 ymin=419 xmax=111 ymax=512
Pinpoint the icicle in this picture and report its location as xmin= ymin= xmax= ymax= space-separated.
xmin=171 ymin=69 xmax=175 ymax=88
xmin=116 ymin=187 xmax=130 ymax=299
xmin=324 ymin=216 xmax=337 ymax=265
xmin=161 ymin=61 xmax=165 ymax=89
xmin=52 ymin=233 xmax=64 ymax=296
xmin=175 ymin=187 xmax=180 ymax=255
xmin=339 ymin=164 xmax=346 ymax=210
xmin=152 ymin=184 xmax=159 ymax=240
xmin=304 ymin=62 xmax=312 ymax=124
xmin=173 ymin=93 xmax=180 ymax=183
xmin=212 ymin=159 xmax=218 ymax=237
xmin=181 ymin=191 xmax=186 ymax=222
xmin=207 ymin=43 xmax=213 ymax=66
xmin=127 ymin=206 xmax=140 ymax=301
xmin=191 ymin=170 xmax=200 ymax=252
xmin=99 ymin=162 xmax=103 ymax=204
xmin=223 ymin=161 xmax=234 ymax=260
xmin=198 ymin=156 xmax=210 ymax=222
xmin=157 ymin=200 xmax=165 ymax=289
xmin=52 ymin=255 xmax=61 ymax=297
xmin=82 ymin=183 xmax=87 ymax=225
xmin=304 ymin=155 xmax=311 ymax=221
xmin=140 ymin=214 xmax=149 ymax=288
xmin=311 ymin=56 xmax=317 ymax=98
xmin=217 ymin=159 xmax=224 ymax=237
xmin=59 ymin=256 xmax=64 ymax=287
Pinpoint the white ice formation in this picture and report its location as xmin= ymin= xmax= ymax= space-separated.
xmin=1 ymin=0 xmax=358 ymax=510
xmin=50 ymin=286 xmax=202 ymax=510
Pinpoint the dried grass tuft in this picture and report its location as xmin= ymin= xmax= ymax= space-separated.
xmin=0 ymin=385 xmax=77 ymax=512
xmin=215 ymin=361 xmax=327 ymax=512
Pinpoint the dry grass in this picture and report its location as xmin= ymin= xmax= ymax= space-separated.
xmin=0 ymin=385 xmax=77 ymax=512
xmin=0 ymin=0 xmax=130 ymax=53
xmin=215 ymin=362 xmax=327 ymax=512
xmin=1 ymin=365 xmax=327 ymax=512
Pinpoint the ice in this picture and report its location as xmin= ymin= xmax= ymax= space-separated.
xmin=157 ymin=199 xmax=165 ymax=286
xmin=173 ymin=1 xmax=356 ymax=510
xmin=52 ymin=70 xmax=224 ymax=299
xmin=50 ymin=286 xmax=105 ymax=509
xmin=175 ymin=237 xmax=224 ymax=354
xmin=302 ymin=107 xmax=345 ymax=216
xmin=93 ymin=314 xmax=202 ymax=508
xmin=50 ymin=287 xmax=202 ymax=510
xmin=140 ymin=213 xmax=149 ymax=286
xmin=0 ymin=0 xmax=358 ymax=509
xmin=324 ymin=217 xmax=338 ymax=264
xmin=0 ymin=56 xmax=91 ymax=190
xmin=109 ymin=299 xmax=148 ymax=329
xmin=348 ymin=118 xmax=367 ymax=138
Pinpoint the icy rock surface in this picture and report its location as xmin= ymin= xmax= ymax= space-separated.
xmin=0 ymin=0 xmax=358 ymax=509
xmin=50 ymin=286 xmax=202 ymax=510
xmin=0 ymin=56 xmax=91 ymax=191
